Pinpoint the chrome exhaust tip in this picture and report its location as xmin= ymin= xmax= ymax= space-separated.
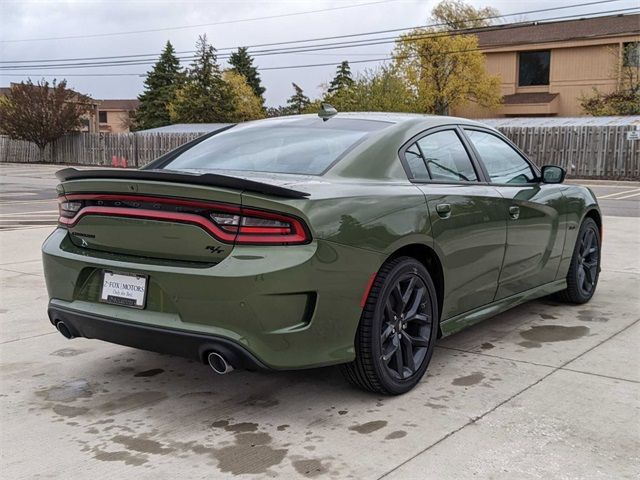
xmin=56 ymin=321 xmax=74 ymax=339
xmin=207 ymin=352 xmax=234 ymax=374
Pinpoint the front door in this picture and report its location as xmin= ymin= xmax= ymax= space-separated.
xmin=463 ymin=128 xmax=566 ymax=299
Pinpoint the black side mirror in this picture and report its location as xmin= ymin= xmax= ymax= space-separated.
xmin=541 ymin=165 xmax=566 ymax=184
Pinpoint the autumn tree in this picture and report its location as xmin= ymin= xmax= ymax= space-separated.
xmin=135 ymin=41 xmax=184 ymax=130
xmin=326 ymin=66 xmax=414 ymax=113
xmin=393 ymin=1 xmax=501 ymax=115
xmin=581 ymin=42 xmax=640 ymax=115
xmin=328 ymin=61 xmax=355 ymax=94
xmin=431 ymin=0 xmax=498 ymax=29
xmin=169 ymin=34 xmax=234 ymax=123
xmin=286 ymin=83 xmax=311 ymax=114
xmin=228 ymin=47 xmax=265 ymax=104
xmin=0 ymin=79 xmax=92 ymax=161
xmin=223 ymin=70 xmax=265 ymax=121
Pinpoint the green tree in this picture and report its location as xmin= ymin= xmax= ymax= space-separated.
xmin=228 ymin=47 xmax=265 ymax=103
xmin=223 ymin=70 xmax=265 ymax=121
xmin=135 ymin=41 xmax=184 ymax=130
xmin=580 ymin=42 xmax=640 ymax=115
xmin=286 ymin=83 xmax=311 ymax=114
xmin=169 ymin=34 xmax=234 ymax=123
xmin=431 ymin=0 xmax=498 ymax=30
xmin=0 ymin=79 xmax=92 ymax=161
xmin=327 ymin=66 xmax=415 ymax=113
xmin=328 ymin=61 xmax=354 ymax=94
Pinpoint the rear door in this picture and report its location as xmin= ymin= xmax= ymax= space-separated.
xmin=463 ymin=128 xmax=566 ymax=299
xmin=402 ymin=127 xmax=507 ymax=321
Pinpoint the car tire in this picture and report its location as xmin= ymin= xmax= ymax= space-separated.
xmin=555 ymin=217 xmax=601 ymax=304
xmin=340 ymin=256 xmax=439 ymax=395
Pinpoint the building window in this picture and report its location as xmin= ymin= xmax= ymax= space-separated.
xmin=623 ymin=42 xmax=640 ymax=67
xmin=98 ymin=111 xmax=108 ymax=123
xmin=518 ymin=50 xmax=550 ymax=87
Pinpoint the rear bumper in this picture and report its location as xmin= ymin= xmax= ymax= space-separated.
xmin=42 ymin=228 xmax=385 ymax=369
xmin=48 ymin=304 xmax=268 ymax=370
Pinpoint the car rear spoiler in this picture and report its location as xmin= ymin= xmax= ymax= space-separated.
xmin=55 ymin=168 xmax=310 ymax=199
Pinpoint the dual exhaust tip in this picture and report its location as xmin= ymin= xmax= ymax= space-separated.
xmin=207 ymin=352 xmax=234 ymax=375
xmin=55 ymin=320 xmax=234 ymax=375
xmin=56 ymin=321 xmax=74 ymax=339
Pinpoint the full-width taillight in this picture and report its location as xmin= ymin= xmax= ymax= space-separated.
xmin=57 ymin=194 xmax=311 ymax=245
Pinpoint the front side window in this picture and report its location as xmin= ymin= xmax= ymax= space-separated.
xmin=465 ymin=130 xmax=535 ymax=184
xmin=518 ymin=50 xmax=550 ymax=86
xmin=417 ymin=130 xmax=478 ymax=182
xmin=98 ymin=111 xmax=108 ymax=123
xmin=164 ymin=117 xmax=390 ymax=175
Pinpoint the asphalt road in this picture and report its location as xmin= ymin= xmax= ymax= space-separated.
xmin=0 ymin=164 xmax=638 ymax=232
xmin=0 ymin=163 xmax=639 ymax=478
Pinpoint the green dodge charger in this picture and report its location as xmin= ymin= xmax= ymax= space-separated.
xmin=43 ymin=111 xmax=602 ymax=395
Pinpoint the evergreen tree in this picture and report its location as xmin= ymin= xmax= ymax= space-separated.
xmin=169 ymin=34 xmax=234 ymax=123
xmin=286 ymin=83 xmax=310 ymax=114
xmin=328 ymin=61 xmax=354 ymax=94
xmin=135 ymin=41 xmax=183 ymax=130
xmin=228 ymin=47 xmax=265 ymax=103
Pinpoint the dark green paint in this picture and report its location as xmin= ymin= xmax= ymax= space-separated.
xmin=42 ymin=113 xmax=600 ymax=369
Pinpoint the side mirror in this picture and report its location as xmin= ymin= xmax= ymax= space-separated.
xmin=541 ymin=165 xmax=566 ymax=184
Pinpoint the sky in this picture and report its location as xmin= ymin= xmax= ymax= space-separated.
xmin=0 ymin=0 xmax=638 ymax=107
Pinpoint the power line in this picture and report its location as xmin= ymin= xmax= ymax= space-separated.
xmin=0 ymin=0 xmax=625 ymax=63
xmin=4 ymin=29 xmax=637 ymax=78
xmin=0 ymin=0 xmax=401 ymax=43
xmin=2 ymin=7 xmax=636 ymax=71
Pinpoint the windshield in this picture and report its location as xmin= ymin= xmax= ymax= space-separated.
xmin=163 ymin=117 xmax=391 ymax=175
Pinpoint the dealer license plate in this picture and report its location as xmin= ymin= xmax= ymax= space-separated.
xmin=100 ymin=271 xmax=148 ymax=309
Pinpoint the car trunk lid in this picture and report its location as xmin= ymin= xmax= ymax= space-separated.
xmin=57 ymin=169 xmax=310 ymax=264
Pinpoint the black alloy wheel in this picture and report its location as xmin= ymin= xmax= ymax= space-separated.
xmin=380 ymin=274 xmax=431 ymax=380
xmin=341 ymin=256 xmax=439 ymax=395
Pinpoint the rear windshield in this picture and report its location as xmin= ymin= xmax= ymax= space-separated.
xmin=163 ymin=117 xmax=391 ymax=175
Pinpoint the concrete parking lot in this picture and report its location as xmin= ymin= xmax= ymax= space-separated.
xmin=1 ymin=163 xmax=639 ymax=479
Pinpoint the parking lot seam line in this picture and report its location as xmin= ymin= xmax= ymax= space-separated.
xmin=559 ymin=367 xmax=640 ymax=384
xmin=0 ymin=267 xmax=42 ymax=277
xmin=438 ymin=327 xmax=640 ymax=384
xmin=0 ymin=258 xmax=47 ymax=266
xmin=1 ymin=331 xmax=57 ymax=345
xmin=377 ymin=317 xmax=640 ymax=480
xmin=436 ymin=345 xmax=556 ymax=369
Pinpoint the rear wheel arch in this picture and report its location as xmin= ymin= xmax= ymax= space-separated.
xmin=387 ymin=243 xmax=444 ymax=331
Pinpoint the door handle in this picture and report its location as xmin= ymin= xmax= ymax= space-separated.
xmin=436 ymin=203 xmax=451 ymax=218
xmin=509 ymin=205 xmax=520 ymax=220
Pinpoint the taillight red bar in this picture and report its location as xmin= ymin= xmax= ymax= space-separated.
xmin=58 ymin=194 xmax=310 ymax=245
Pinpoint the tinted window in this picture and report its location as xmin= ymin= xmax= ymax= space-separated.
xmin=164 ymin=118 xmax=390 ymax=175
xmin=98 ymin=111 xmax=108 ymax=123
xmin=466 ymin=130 xmax=535 ymax=184
xmin=519 ymin=50 xmax=550 ymax=86
xmin=404 ymin=142 xmax=430 ymax=180
xmin=417 ymin=130 xmax=478 ymax=182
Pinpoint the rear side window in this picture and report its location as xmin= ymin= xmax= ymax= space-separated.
xmin=404 ymin=143 xmax=430 ymax=181
xmin=417 ymin=130 xmax=478 ymax=182
xmin=164 ymin=117 xmax=391 ymax=175
xmin=465 ymin=130 xmax=535 ymax=184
